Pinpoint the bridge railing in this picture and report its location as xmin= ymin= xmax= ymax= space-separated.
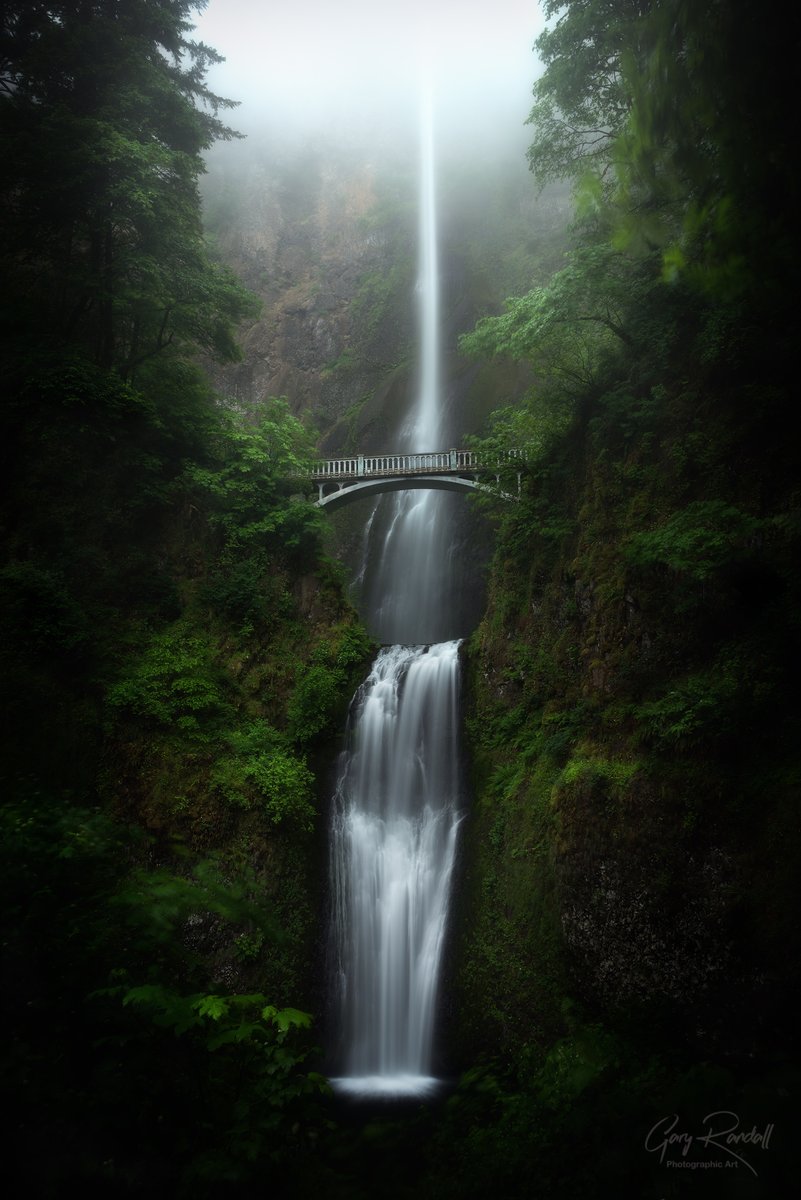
xmin=297 ymin=448 xmax=526 ymax=481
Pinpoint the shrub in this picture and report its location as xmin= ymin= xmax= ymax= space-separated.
xmin=633 ymin=664 xmax=742 ymax=749
xmin=287 ymin=663 xmax=347 ymax=744
xmin=212 ymin=721 xmax=316 ymax=832
xmin=0 ymin=560 xmax=89 ymax=654
xmin=626 ymin=500 xmax=762 ymax=581
xmin=108 ymin=624 xmax=232 ymax=739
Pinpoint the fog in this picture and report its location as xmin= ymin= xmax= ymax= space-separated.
xmin=191 ymin=0 xmax=546 ymax=159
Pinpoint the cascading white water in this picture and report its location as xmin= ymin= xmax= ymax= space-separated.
xmin=329 ymin=79 xmax=464 ymax=1098
xmin=330 ymin=643 xmax=462 ymax=1096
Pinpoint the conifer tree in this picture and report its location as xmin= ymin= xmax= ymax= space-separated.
xmin=0 ymin=0 xmax=255 ymax=376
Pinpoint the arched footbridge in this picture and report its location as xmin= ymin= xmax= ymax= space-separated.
xmin=300 ymin=448 xmax=526 ymax=511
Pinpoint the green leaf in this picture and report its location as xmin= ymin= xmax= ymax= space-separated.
xmin=262 ymin=1005 xmax=313 ymax=1033
xmin=193 ymin=994 xmax=230 ymax=1021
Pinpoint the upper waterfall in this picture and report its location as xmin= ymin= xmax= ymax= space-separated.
xmin=414 ymin=78 xmax=440 ymax=450
xmin=362 ymin=79 xmax=460 ymax=645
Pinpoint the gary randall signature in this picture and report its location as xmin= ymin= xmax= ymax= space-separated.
xmin=645 ymin=1112 xmax=774 ymax=1177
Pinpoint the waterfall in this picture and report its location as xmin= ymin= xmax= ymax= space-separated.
xmin=363 ymin=80 xmax=456 ymax=647
xmin=330 ymin=644 xmax=462 ymax=1096
xmin=330 ymin=79 xmax=462 ymax=1098
xmin=415 ymin=79 xmax=440 ymax=450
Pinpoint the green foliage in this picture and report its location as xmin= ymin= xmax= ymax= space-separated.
xmin=425 ymin=1026 xmax=801 ymax=1200
xmin=632 ymin=657 xmax=745 ymax=750
xmin=464 ymin=402 xmax=572 ymax=516
xmin=116 ymin=853 xmax=272 ymax=929
xmin=0 ymin=560 xmax=90 ymax=655
xmin=559 ymin=753 xmax=640 ymax=795
xmin=287 ymin=662 xmax=348 ymax=744
xmin=234 ymin=929 xmax=265 ymax=962
xmin=282 ymin=622 xmax=372 ymax=746
xmin=202 ymin=553 xmax=292 ymax=630
xmin=212 ymin=721 xmax=316 ymax=832
xmin=527 ymin=0 xmax=796 ymax=307
xmin=65 ymin=828 xmax=327 ymax=1185
xmin=322 ymin=346 xmax=359 ymax=377
xmin=108 ymin=623 xmax=231 ymax=739
xmin=461 ymin=244 xmax=649 ymax=390
xmin=1 ymin=785 xmax=326 ymax=1189
xmin=120 ymin=982 xmax=317 ymax=1061
xmin=626 ymin=500 xmax=762 ymax=582
xmin=332 ymin=621 xmax=374 ymax=669
xmin=608 ymin=2 xmax=795 ymax=300
xmin=533 ymin=1023 xmax=620 ymax=1110
xmin=526 ymin=0 xmax=642 ymax=191
xmin=185 ymin=397 xmax=323 ymax=557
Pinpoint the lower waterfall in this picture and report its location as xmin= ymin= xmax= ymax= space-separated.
xmin=329 ymin=641 xmax=462 ymax=1097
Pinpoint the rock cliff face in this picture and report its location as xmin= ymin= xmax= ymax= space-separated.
xmin=202 ymin=138 xmax=416 ymax=450
xmin=202 ymin=137 xmax=571 ymax=456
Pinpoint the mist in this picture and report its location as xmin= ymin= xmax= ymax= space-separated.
xmin=191 ymin=0 xmax=546 ymax=162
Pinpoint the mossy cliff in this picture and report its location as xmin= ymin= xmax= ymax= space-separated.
xmin=434 ymin=289 xmax=801 ymax=1197
xmin=435 ymin=8 xmax=801 ymax=1183
xmin=201 ymin=136 xmax=418 ymax=447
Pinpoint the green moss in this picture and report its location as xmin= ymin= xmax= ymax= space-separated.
xmin=322 ymin=347 xmax=359 ymax=377
xmin=558 ymin=751 xmax=641 ymax=795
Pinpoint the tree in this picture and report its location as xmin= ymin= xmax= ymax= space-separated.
xmin=527 ymin=1 xmax=797 ymax=300
xmin=185 ymin=397 xmax=323 ymax=556
xmin=608 ymin=0 xmax=797 ymax=301
xmin=527 ymin=0 xmax=654 ymax=192
xmin=0 ymin=0 xmax=256 ymax=377
xmin=460 ymin=243 xmax=652 ymax=392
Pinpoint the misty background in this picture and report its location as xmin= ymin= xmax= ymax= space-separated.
xmin=192 ymin=0 xmax=546 ymax=151
xmin=191 ymin=0 xmax=562 ymax=426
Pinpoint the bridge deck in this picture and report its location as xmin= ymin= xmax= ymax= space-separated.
xmin=306 ymin=448 xmax=523 ymax=482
